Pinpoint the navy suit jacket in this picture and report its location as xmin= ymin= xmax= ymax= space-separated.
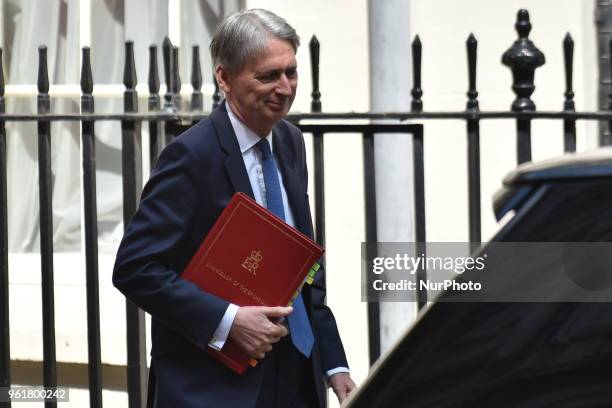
xmin=113 ymin=103 xmax=348 ymax=408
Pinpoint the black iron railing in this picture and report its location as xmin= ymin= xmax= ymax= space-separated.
xmin=0 ymin=8 xmax=610 ymax=408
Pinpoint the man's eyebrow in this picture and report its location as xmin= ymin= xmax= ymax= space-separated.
xmin=256 ymin=69 xmax=280 ymax=76
xmin=257 ymin=65 xmax=298 ymax=76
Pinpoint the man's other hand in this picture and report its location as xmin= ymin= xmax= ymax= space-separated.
xmin=229 ymin=306 xmax=292 ymax=359
xmin=329 ymin=372 xmax=356 ymax=404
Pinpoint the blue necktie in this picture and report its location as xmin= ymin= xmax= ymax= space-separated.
xmin=255 ymin=138 xmax=314 ymax=357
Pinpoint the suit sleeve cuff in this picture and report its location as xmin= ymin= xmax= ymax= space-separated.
xmin=326 ymin=367 xmax=350 ymax=378
xmin=208 ymin=303 xmax=239 ymax=351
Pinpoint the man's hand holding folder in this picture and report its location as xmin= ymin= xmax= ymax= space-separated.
xmin=229 ymin=306 xmax=292 ymax=360
xmin=181 ymin=193 xmax=324 ymax=374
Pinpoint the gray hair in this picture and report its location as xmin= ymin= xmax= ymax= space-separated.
xmin=210 ymin=9 xmax=300 ymax=73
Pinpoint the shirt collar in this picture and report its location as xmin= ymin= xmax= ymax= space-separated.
xmin=226 ymin=101 xmax=273 ymax=154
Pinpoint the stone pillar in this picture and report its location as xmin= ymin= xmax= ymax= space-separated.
xmin=368 ymin=0 xmax=418 ymax=355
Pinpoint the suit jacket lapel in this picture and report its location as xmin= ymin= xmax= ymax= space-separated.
xmin=273 ymin=125 xmax=311 ymax=237
xmin=210 ymin=103 xmax=255 ymax=199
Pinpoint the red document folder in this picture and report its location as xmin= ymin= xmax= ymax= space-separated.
xmin=182 ymin=192 xmax=324 ymax=374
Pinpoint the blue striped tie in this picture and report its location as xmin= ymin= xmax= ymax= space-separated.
xmin=255 ymin=138 xmax=314 ymax=357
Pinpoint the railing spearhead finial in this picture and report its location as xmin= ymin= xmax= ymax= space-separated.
xmin=148 ymin=45 xmax=160 ymax=95
xmin=190 ymin=46 xmax=203 ymax=111
xmin=38 ymin=46 xmax=49 ymax=94
xmin=123 ymin=41 xmax=137 ymax=90
xmin=162 ymin=37 xmax=172 ymax=87
xmin=466 ymin=33 xmax=479 ymax=110
xmin=309 ymin=35 xmax=321 ymax=112
xmin=501 ymin=9 xmax=545 ymax=112
xmin=563 ymin=33 xmax=574 ymax=110
xmin=80 ymin=47 xmax=94 ymax=95
xmin=411 ymin=35 xmax=423 ymax=112
xmin=191 ymin=46 xmax=202 ymax=91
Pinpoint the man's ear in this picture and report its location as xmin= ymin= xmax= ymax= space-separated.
xmin=215 ymin=65 xmax=232 ymax=94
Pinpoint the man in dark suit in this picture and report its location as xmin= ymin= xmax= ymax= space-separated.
xmin=113 ymin=8 xmax=355 ymax=408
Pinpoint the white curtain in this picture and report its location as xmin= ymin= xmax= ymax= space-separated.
xmin=6 ymin=0 xmax=80 ymax=252
xmin=181 ymin=0 xmax=241 ymax=111
xmin=3 ymin=0 xmax=238 ymax=253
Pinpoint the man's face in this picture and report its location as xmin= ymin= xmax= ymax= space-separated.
xmin=217 ymin=37 xmax=298 ymax=137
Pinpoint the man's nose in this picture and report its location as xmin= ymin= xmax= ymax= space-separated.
xmin=275 ymin=75 xmax=293 ymax=96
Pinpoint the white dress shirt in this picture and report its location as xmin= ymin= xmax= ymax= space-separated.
xmin=208 ymin=102 xmax=349 ymax=378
